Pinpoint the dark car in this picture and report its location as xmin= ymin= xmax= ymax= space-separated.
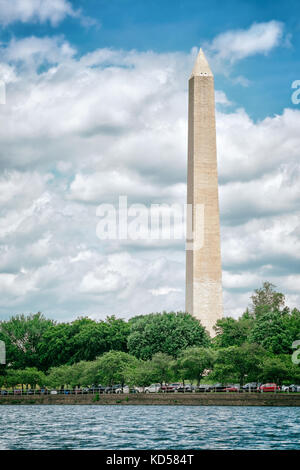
xmin=210 ymin=383 xmax=226 ymax=392
xmin=105 ymin=384 xmax=122 ymax=394
xmin=196 ymin=384 xmax=211 ymax=392
xmin=89 ymin=386 xmax=106 ymax=394
xmin=0 ymin=390 xmax=8 ymax=395
xmin=287 ymin=384 xmax=300 ymax=392
xmin=176 ymin=384 xmax=194 ymax=392
xmin=242 ymin=382 xmax=260 ymax=392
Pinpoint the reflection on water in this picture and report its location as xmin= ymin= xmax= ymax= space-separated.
xmin=0 ymin=405 xmax=299 ymax=449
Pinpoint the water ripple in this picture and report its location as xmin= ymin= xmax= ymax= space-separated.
xmin=0 ymin=405 xmax=299 ymax=449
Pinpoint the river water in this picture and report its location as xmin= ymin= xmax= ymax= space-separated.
xmin=0 ymin=405 xmax=299 ymax=449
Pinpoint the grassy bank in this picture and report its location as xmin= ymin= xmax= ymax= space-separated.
xmin=1 ymin=392 xmax=300 ymax=406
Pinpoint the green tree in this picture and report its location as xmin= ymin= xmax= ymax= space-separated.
xmin=178 ymin=347 xmax=216 ymax=386
xmin=150 ymin=352 xmax=173 ymax=386
xmin=4 ymin=369 xmax=22 ymax=389
xmin=38 ymin=323 xmax=76 ymax=370
xmin=258 ymin=356 xmax=290 ymax=385
xmin=70 ymin=320 xmax=111 ymax=363
xmin=71 ymin=316 xmax=130 ymax=363
xmin=58 ymin=361 xmax=91 ymax=388
xmin=212 ymin=344 xmax=266 ymax=386
xmin=46 ymin=365 xmax=74 ymax=389
xmin=213 ymin=313 xmax=254 ymax=348
xmin=125 ymin=360 xmax=157 ymax=390
xmin=284 ymin=308 xmax=300 ymax=344
xmin=251 ymin=282 xmax=286 ymax=316
xmin=128 ymin=312 xmax=210 ymax=360
xmin=20 ymin=367 xmax=46 ymax=389
xmin=0 ymin=313 xmax=53 ymax=370
xmin=38 ymin=316 xmax=130 ymax=369
xmin=3 ymin=368 xmax=45 ymax=390
xmin=95 ymin=351 xmax=139 ymax=387
xmin=248 ymin=310 xmax=293 ymax=355
xmin=105 ymin=316 xmax=130 ymax=352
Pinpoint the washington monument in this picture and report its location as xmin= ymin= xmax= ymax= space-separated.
xmin=186 ymin=48 xmax=223 ymax=336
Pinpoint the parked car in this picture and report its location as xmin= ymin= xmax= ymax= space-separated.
xmin=195 ymin=384 xmax=211 ymax=392
xmin=225 ymin=385 xmax=240 ymax=392
xmin=50 ymin=390 xmax=58 ymax=395
xmin=0 ymin=390 xmax=8 ymax=395
xmin=161 ymin=384 xmax=176 ymax=393
xmin=242 ymin=382 xmax=260 ymax=392
xmin=145 ymin=383 xmax=161 ymax=393
xmin=105 ymin=384 xmax=122 ymax=394
xmin=258 ymin=383 xmax=280 ymax=392
xmin=283 ymin=384 xmax=300 ymax=392
xmin=13 ymin=389 xmax=22 ymax=395
xmin=115 ymin=385 xmax=128 ymax=394
xmin=210 ymin=383 xmax=226 ymax=392
xmin=88 ymin=386 xmax=106 ymax=394
xmin=115 ymin=385 xmax=140 ymax=394
xmin=176 ymin=384 xmax=194 ymax=392
xmin=169 ymin=383 xmax=182 ymax=392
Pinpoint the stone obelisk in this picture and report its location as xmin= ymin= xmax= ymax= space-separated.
xmin=186 ymin=48 xmax=223 ymax=336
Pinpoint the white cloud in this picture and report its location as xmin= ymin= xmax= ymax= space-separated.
xmin=0 ymin=170 xmax=54 ymax=205
xmin=80 ymin=269 xmax=125 ymax=295
xmin=220 ymin=164 xmax=300 ymax=222
xmin=215 ymin=90 xmax=232 ymax=106
xmin=217 ymin=108 xmax=300 ymax=184
xmin=3 ymin=36 xmax=76 ymax=66
xmin=69 ymin=170 xmax=186 ymax=204
xmin=149 ymin=287 xmax=182 ymax=296
xmin=206 ymin=20 xmax=285 ymax=65
xmin=0 ymin=0 xmax=77 ymax=26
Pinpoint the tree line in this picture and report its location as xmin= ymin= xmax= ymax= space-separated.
xmin=0 ymin=282 xmax=300 ymax=389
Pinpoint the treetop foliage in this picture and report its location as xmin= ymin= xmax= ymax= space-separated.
xmin=127 ymin=311 xmax=210 ymax=360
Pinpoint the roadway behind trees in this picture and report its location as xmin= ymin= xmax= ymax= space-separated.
xmin=0 ymin=282 xmax=300 ymax=390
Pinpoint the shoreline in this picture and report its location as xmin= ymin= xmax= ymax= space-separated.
xmin=1 ymin=392 xmax=300 ymax=406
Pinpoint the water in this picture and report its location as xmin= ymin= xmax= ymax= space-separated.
xmin=0 ymin=405 xmax=299 ymax=449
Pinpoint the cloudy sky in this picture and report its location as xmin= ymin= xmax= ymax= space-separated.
xmin=0 ymin=0 xmax=299 ymax=322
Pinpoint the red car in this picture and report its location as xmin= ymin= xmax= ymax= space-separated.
xmin=225 ymin=386 xmax=239 ymax=392
xmin=161 ymin=384 xmax=177 ymax=393
xmin=258 ymin=383 xmax=280 ymax=392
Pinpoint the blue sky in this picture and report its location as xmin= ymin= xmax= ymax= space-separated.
xmin=2 ymin=0 xmax=299 ymax=117
xmin=0 ymin=0 xmax=300 ymax=322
